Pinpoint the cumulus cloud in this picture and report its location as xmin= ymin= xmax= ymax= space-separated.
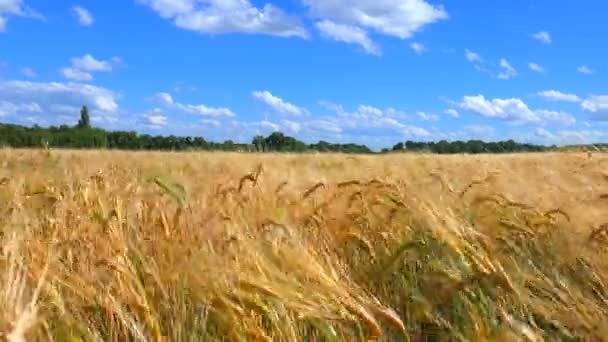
xmin=534 ymin=127 xmax=555 ymax=140
xmin=416 ymin=112 xmax=439 ymax=121
xmin=528 ymin=62 xmax=544 ymax=73
xmin=258 ymin=120 xmax=280 ymax=131
xmin=137 ymin=112 xmax=169 ymax=129
xmin=146 ymin=114 xmax=167 ymax=126
xmin=316 ymin=20 xmax=381 ymax=56
xmin=156 ymin=92 xmax=235 ymax=117
xmin=497 ymin=58 xmax=517 ymax=80
xmin=459 ymin=95 xmax=534 ymax=121
xmin=304 ymin=0 xmax=447 ymax=55
xmin=0 ymin=80 xmax=119 ymax=125
xmin=72 ymin=6 xmax=93 ymax=26
xmin=306 ymin=119 xmax=343 ymax=133
xmin=459 ymin=95 xmax=575 ymax=125
xmin=61 ymin=54 xmax=118 ymax=81
xmin=316 ymin=101 xmax=432 ymax=138
xmin=72 ymin=54 xmax=112 ymax=72
xmin=138 ymin=0 xmax=308 ymax=38
xmin=304 ymin=0 xmax=448 ymax=39
xmin=410 ymin=42 xmax=426 ymax=55
xmin=465 ymin=49 xmax=482 ymax=63
xmin=444 ymin=109 xmax=459 ymax=118
xmin=536 ymin=110 xmax=576 ymax=126
xmin=0 ymin=0 xmax=42 ymax=32
xmin=356 ymin=105 xmax=383 ymax=116
xmin=0 ymin=0 xmax=29 ymax=14
xmin=533 ymin=31 xmax=551 ymax=44
xmin=61 ymin=67 xmax=93 ymax=81
xmin=281 ymin=119 xmax=301 ymax=133
xmin=252 ymin=90 xmax=305 ymax=115
xmin=581 ymin=95 xmax=608 ymax=119
xmin=577 ymin=65 xmax=594 ymax=75
xmin=464 ymin=52 xmax=519 ymax=79
xmin=536 ymin=90 xmax=580 ymax=102
xmin=0 ymin=101 xmax=41 ymax=117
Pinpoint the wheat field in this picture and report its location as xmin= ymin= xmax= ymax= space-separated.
xmin=1 ymin=148 xmax=608 ymax=341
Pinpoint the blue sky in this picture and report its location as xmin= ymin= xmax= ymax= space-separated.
xmin=1 ymin=0 xmax=607 ymax=149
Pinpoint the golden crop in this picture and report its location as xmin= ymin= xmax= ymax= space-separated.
xmin=1 ymin=148 xmax=608 ymax=341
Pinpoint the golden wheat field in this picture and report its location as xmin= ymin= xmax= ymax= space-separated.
xmin=1 ymin=148 xmax=608 ymax=341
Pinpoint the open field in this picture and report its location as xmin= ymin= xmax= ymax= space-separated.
xmin=1 ymin=149 xmax=608 ymax=341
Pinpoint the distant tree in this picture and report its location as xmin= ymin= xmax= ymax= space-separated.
xmin=252 ymin=135 xmax=265 ymax=152
xmin=77 ymin=106 xmax=91 ymax=128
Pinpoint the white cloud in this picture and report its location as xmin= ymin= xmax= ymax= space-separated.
xmin=465 ymin=49 xmax=482 ymax=63
xmin=581 ymin=95 xmax=608 ymax=119
xmin=0 ymin=101 xmax=41 ymax=116
xmin=459 ymin=95 xmax=574 ymax=125
xmin=321 ymin=101 xmax=439 ymax=126
xmin=252 ymin=90 xmax=305 ymax=115
xmin=444 ymin=109 xmax=459 ymax=118
xmin=306 ymin=119 xmax=343 ymax=133
xmin=156 ymin=92 xmax=235 ymax=117
xmin=20 ymin=66 xmax=36 ymax=77
xmin=0 ymin=0 xmax=42 ymax=32
xmin=416 ymin=111 xmax=439 ymax=121
xmin=258 ymin=120 xmax=280 ymax=131
xmin=536 ymin=90 xmax=580 ymax=102
xmin=357 ymin=105 xmax=383 ymax=116
xmin=0 ymin=0 xmax=29 ymax=14
xmin=465 ymin=53 xmax=519 ymax=79
xmin=410 ymin=42 xmax=426 ymax=55
xmin=536 ymin=110 xmax=576 ymax=125
xmin=577 ymin=65 xmax=594 ymax=75
xmin=138 ymin=111 xmax=169 ymax=129
xmin=72 ymin=6 xmax=93 ymax=26
xmin=136 ymin=0 xmax=194 ymax=18
xmin=534 ymin=127 xmax=555 ymax=139
xmin=303 ymin=0 xmax=448 ymax=40
xmin=282 ymin=119 xmax=301 ymax=133
xmin=403 ymin=125 xmax=431 ymax=137
xmin=157 ymin=92 xmax=174 ymax=105
xmin=315 ymin=20 xmax=381 ymax=56
xmin=0 ymin=80 xmax=119 ymax=123
xmin=497 ymin=58 xmax=517 ymax=80
xmin=61 ymin=67 xmax=93 ymax=81
xmin=314 ymin=102 xmax=432 ymax=138
xmin=460 ymin=95 xmax=535 ymax=121
xmin=528 ymin=62 xmax=544 ymax=73
xmin=146 ymin=114 xmax=168 ymax=126
xmin=138 ymin=0 xmax=308 ymax=38
xmin=318 ymin=100 xmax=345 ymax=113
xmin=72 ymin=54 xmax=112 ymax=72
xmin=533 ymin=31 xmax=551 ymax=44
xmin=61 ymin=54 xmax=117 ymax=81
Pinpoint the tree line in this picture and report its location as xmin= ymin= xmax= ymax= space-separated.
xmin=0 ymin=105 xmax=600 ymax=154
xmin=389 ymin=139 xmax=552 ymax=154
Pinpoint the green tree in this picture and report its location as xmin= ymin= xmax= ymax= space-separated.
xmin=77 ymin=105 xmax=91 ymax=128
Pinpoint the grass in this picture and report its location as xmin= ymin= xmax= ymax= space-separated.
xmin=1 ymin=148 xmax=608 ymax=341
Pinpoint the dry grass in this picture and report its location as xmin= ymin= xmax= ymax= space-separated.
xmin=1 ymin=148 xmax=608 ymax=341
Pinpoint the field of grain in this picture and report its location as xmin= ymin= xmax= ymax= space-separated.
xmin=1 ymin=149 xmax=608 ymax=341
